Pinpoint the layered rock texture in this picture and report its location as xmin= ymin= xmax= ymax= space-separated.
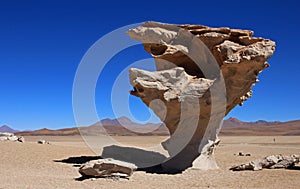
xmin=79 ymin=158 xmax=137 ymax=178
xmin=127 ymin=21 xmax=275 ymax=172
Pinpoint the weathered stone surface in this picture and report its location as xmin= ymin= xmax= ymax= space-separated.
xmin=38 ymin=140 xmax=46 ymax=144
xmin=79 ymin=158 xmax=137 ymax=178
xmin=130 ymin=67 xmax=214 ymax=102
xmin=17 ymin=136 xmax=25 ymax=143
xmin=0 ymin=132 xmax=24 ymax=142
xmin=0 ymin=136 xmax=8 ymax=141
xmin=230 ymin=154 xmax=300 ymax=171
xmin=234 ymin=152 xmax=251 ymax=156
xmin=37 ymin=140 xmax=50 ymax=144
xmin=7 ymin=135 xmax=18 ymax=141
xmin=127 ymin=21 xmax=276 ymax=172
xmin=0 ymin=132 xmax=14 ymax=137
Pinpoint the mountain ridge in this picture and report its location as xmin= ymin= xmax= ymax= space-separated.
xmin=11 ymin=117 xmax=300 ymax=136
xmin=0 ymin=125 xmax=19 ymax=133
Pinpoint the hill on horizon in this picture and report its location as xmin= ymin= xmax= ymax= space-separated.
xmin=15 ymin=117 xmax=169 ymax=136
xmin=220 ymin=117 xmax=300 ymax=136
xmin=0 ymin=125 xmax=19 ymax=133
xmin=13 ymin=117 xmax=300 ymax=136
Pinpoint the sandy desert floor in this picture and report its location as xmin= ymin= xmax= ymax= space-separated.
xmin=0 ymin=135 xmax=299 ymax=189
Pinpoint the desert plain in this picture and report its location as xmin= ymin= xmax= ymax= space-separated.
xmin=0 ymin=135 xmax=299 ymax=189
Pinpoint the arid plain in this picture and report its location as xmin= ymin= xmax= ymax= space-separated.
xmin=1 ymin=135 xmax=299 ymax=189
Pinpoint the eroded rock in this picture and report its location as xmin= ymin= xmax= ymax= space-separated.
xmin=17 ymin=136 xmax=25 ymax=143
xmin=79 ymin=158 xmax=137 ymax=178
xmin=230 ymin=154 xmax=300 ymax=171
xmin=37 ymin=140 xmax=50 ymax=144
xmin=127 ymin=21 xmax=276 ymax=172
xmin=0 ymin=132 xmax=24 ymax=142
xmin=234 ymin=152 xmax=251 ymax=156
xmin=0 ymin=132 xmax=14 ymax=137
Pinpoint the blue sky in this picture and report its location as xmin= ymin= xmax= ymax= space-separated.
xmin=0 ymin=0 xmax=299 ymax=130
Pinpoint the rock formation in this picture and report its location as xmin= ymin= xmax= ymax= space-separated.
xmin=37 ymin=140 xmax=50 ymax=144
xmin=230 ymin=154 xmax=300 ymax=171
xmin=0 ymin=132 xmax=24 ymax=142
xmin=79 ymin=158 xmax=137 ymax=178
xmin=235 ymin=152 xmax=251 ymax=156
xmin=127 ymin=21 xmax=276 ymax=172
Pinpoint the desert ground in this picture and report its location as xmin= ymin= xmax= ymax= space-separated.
xmin=1 ymin=136 xmax=299 ymax=189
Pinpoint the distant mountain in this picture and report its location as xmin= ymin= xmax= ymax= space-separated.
xmin=15 ymin=117 xmax=169 ymax=136
xmin=0 ymin=125 xmax=19 ymax=133
xmin=223 ymin=117 xmax=244 ymax=127
xmin=220 ymin=118 xmax=300 ymax=136
xmin=223 ymin=117 xmax=283 ymax=127
xmin=14 ymin=117 xmax=300 ymax=136
xmin=99 ymin=116 xmax=132 ymax=126
xmin=16 ymin=127 xmax=80 ymax=136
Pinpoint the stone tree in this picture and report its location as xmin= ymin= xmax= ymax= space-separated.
xmin=127 ymin=21 xmax=275 ymax=172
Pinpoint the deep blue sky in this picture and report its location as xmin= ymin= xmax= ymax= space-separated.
xmin=1 ymin=0 xmax=299 ymax=130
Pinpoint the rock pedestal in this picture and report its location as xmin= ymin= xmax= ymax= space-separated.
xmin=127 ymin=21 xmax=276 ymax=172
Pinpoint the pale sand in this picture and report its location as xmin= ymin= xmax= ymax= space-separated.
xmin=0 ymin=136 xmax=299 ymax=189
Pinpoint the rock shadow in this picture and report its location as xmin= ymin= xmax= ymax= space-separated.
xmin=288 ymin=165 xmax=300 ymax=170
xmin=101 ymin=145 xmax=166 ymax=167
xmin=54 ymin=145 xmax=184 ymax=176
xmin=54 ymin=156 xmax=103 ymax=181
xmin=54 ymin=155 xmax=102 ymax=167
xmin=101 ymin=145 xmax=183 ymax=174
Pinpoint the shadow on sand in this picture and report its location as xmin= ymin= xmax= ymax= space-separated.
xmin=54 ymin=155 xmax=102 ymax=167
xmin=54 ymin=145 xmax=182 ymax=180
xmin=288 ymin=166 xmax=300 ymax=170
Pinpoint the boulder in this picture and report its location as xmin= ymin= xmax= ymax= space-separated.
xmin=0 ymin=132 xmax=14 ymax=137
xmin=38 ymin=140 xmax=46 ymax=144
xmin=235 ymin=152 xmax=251 ymax=156
xmin=7 ymin=135 xmax=19 ymax=141
xmin=127 ymin=21 xmax=275 ymax=172
xmin=0 ymin=136 xmax=8 ymax=141
xmin=230 ymin=154 xmax=300 ymax=171
xmin=37 ymin=140 xmax=50 ymax=144
xmin=79 ymin=158 xmax=137 ymax=178
xmin=0 ymin=132 xmax=24 ymax=142
xmin=17 ymin=136 xmax=25 ymax=143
